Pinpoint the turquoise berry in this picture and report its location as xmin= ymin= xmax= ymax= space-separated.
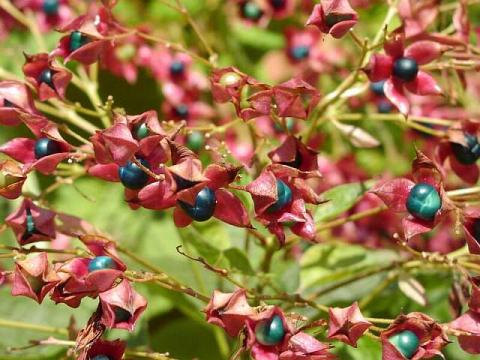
xmin=134 ymin=123 xmax=149 ymax=140
xmin=393 ymin=57 xmax=418 ymax=82
xmin=39 ymin=69 xmax=55 ymax=89
xmin=255 ymin=315 xmax=285 ymax=346
xmin=378 ymin=100 xmax=393 ymax=113
xmin=325 ymin=13 xmax=354 ymax=27
xmin=389 ymin=330 xmax=420 ymax=359
xmin=242 ymin=2 xmax=262 ymax=20
xmin=91 ymin=356 xmax=111 ymax=360
xmin=170 ymin=61 xmax=185 ymax=76
xmin=178 ymin=187 xmax=216 ymax=221
xmin=69 ymin=31 xmax=89 ymax=52
xmin=174 ymin=104 xmax=189 ymax=119
xmin=114 ymin=306 xmax=131 ymax=323
xmin=267 ymin=179 xmax=292 ymax=213
xmin=34 ymin=137 xmax=61 ymax=159
xmin=406 ymin=183 xmax=441 ymax=221
xmin=370 ymin=80 xmax=386 ymax=96
xmin=118 ymin=159 xmax=150 ymax=189
xmin=187 ymin=131 xmax=204 ymax=152
xmin=290 ymin=46 xmax=310 ymax=60
xmin=270 ymin=0 xmax=286 ymax=10
xmin=450 ymin=133 xmax=480 ymax=165
xmin=87 ymin=256 xmax=117 ymax=272
xmin=42 ymin=0 xmax=59 ymax=15
xmin=21 ymin=208 xmax=36 ymax=241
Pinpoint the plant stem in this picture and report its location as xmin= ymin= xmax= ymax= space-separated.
xmin=0 ymin=318 xmax=68 ymax=336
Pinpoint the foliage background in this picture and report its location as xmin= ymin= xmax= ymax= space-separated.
xmin=0 ymin=0 xmax=478 ymax=359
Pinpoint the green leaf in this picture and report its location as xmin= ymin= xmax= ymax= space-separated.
xmin=232 ymin=24 xmax=284 ymax=50
xmin=224 ymin=248 xmax=255 ymax=275
xmin=314 ymin=181 xmax=375 ymax=222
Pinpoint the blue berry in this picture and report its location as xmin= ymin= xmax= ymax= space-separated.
xmin=377 ymin=100 xmax=393 ymax=113
xmin=450 ymin=133 xmax=480 ymax=165
xmin=370 ymin=80 xmax=386 ymax=96
xmin=87 ymin=256 xmax=117 ymax=272
xmin=170 ymin=61 xmax=185 ymax=76
xmin=34 ymin=137 xmax=61 ymax=159
xmin=290 ymin=46 xmax=310 ymax=61
xmin=39 ymin=69 xmax=55 ymax=89
xmin=389 ymin=330 xmax=420 ymax=359
xmin=406 ymin=183 xmax=441 ymax=221
xmin=174 ymin=104 xmax=189 ymax=119
xmin=21 ymin=208 xmax=37 ymax=242
xmin=91 ymin=356 xmax=111 ymax=360
xmin=134 ymin=123 xmax=149 ymax=140
xmin=255 ymin=315 xmax=285 ymax=346
xmin=178 ymin=187 xmax=216 ymax=221
xmin=393 ymin=57 xmax=418 ymax=82
xmin=267 ymin=179 xmax=292 ymax=213
xmin=242 ymin=2 xmax=263 ymax=20
xmin=118 ymin=159 xmax=150 ymax=189
xmin=42 ymin=0 xmax=59 ymax=15
xmin=69 ymin=31 xmax=89 ymax=52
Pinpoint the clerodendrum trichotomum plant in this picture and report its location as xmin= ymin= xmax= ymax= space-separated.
xmin=1 ymin=0 xmax=480 ymax=359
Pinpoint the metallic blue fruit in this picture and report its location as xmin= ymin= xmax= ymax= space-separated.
xmin=88 ymin=256 xmax=117 ymax=272
xmin=118 ymin=159 xmax=150 ymax=189
xmin=170 ymin=61 xmax=185 ymax=76
xmin=406 ymin=183 xmax=441 ymax=221
xmin=39 ymin=69 xmax=55 ymax=89
xmin=267 ymin=179 xmax=292 ymax=213
xmin=21 ymin=208 xmax=37 ymax=241
xmin=377 ymin=100 xmax=393 ymax=113
xmin=69 ymin=31 xmax=89 ymax=52
xmin=290 ymin=46 xmax=310 ymax=60
xmin=178 ymin=187 xmax=216 ymax=221
xmin=34 ymin=137 xmax=61 ymax=159
xmin=393 ymin=57 xmax=418 ymax=82
xmin=389 ymin=330 xmax=420 ymax=359
xmin=91 ymin=356 xmax=111 ymax=360
xmin=134 ymin=123 xmax=149 ymax=140
xmin=42 ymin=0 xmax=59 ymax=15
xmin=450 ymin=133 xmax=480 ymax=165
xmin=242 ymin=2 xmax=262 ymax=20
xmin=255 ymin=315 xmax=285 ymax=346
xmin=114 ymin=306 xmax=131 ymax=323
xmin=174 ymin=104 xmax=189 ymax=119
xmin=370 ymin=80 xmax=386 ymax=96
